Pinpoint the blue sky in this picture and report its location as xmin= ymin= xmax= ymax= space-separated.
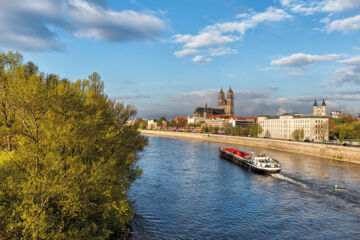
xmin=1 ymin=0 xmax=360 ymax=118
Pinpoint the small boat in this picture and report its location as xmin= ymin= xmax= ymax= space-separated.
xmin=219 ymin=147 xmax=282 ymax=174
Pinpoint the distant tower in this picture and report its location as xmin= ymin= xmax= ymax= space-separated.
xmin=226 ymin=86 xmax=234 ymax=116
xmin=218 ymin=88 xmax=226 ymax=109
xmin=313 ymin=99 xmax=318 ymax=115
xmin=321 ymin=99 xmax=326 ymax=116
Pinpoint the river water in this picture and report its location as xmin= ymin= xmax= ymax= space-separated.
xmin=130 ymin=136 xmax=360 ymax=239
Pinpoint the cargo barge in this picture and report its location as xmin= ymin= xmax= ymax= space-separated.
xmin=219 ymin=147 xmax=282 ymax=174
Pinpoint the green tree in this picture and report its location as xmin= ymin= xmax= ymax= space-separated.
xmin=0 ymin=52 xmax=147 ymax=239
xmin=250 ymin=123 xmax=263 ymax=137
xmin=157 ymin=116 xmax=166 ymax=126
xmin=177 ymin=119 xmax=187 ymax=127
xmin=300 ymin=128 xmax=305 ymax=140
xmin=292 ymin=129 xmax=301 ymax=141
xmin=339 ymin=126 xmax=344 ymax=143
xmin=339 ymin=114 xmax=356 ymax=124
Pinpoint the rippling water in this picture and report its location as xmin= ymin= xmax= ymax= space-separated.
xmin=130 ymin=136 xmax=360 ymax=239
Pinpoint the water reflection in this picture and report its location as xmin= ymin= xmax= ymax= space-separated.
xmin=130 ymin=136 xmax=360 ymax=239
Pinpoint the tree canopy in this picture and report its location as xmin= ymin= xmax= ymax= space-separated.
xmin=0 ymin=51 xmax=147 ymax=239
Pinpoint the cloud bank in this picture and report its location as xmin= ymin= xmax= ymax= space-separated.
xmin=271 ymin=53 xmax=341 ymax=68
xmin=172 ymin=7 xmax=292 ymax=63
xmin=0 ymin=0 xmax=165 ymax=51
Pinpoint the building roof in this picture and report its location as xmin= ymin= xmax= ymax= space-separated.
xmin=258 ymin=114 xmax=328 ymax=119
xmin=194 ymin=107 xmax=225 ymax=115
xmin=313 ymin=99 xmax=318 ymax=106
xmin=322 ymin=99 xmax=326 ymax=106
xmin=174 ymin=117 xmax=187 ymax=122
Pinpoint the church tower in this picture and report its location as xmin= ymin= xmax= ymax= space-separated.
xmin=321 ymin=99 xmax=326 ymax=116
xmin=218 ymin=88 xmax=226 ymax=109
xmin=313 ymin=99 xmax=318 ymax=115
xmin=225 ymin=87 xmax=234 ymax=116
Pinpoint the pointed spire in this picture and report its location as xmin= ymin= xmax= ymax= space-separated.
xmin=313 ymin=99 xmax=318 ymax=106
xmin=220 ymin=88 xmax=224 ymax=94
xmin=228 ymin=85 xmax=233 ymax=94
xmin=322 ymin=99 xmax=326 ymax=106
xmin=205 ymin=102 xmax=207 ymax=110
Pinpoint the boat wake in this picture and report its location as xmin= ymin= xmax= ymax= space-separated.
xmin=271 ymin=173 xmax=308 ymax=189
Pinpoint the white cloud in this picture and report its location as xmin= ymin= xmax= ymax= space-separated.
xmin=172 ymin=7 xmax=292 ymax=63
xmin=174 ymin=48 xmax=199 ymax=58
xmin=0 ymin=0 xmax=166 ymax=51
xmin=192 ymin=55 xmax=212 ymax=64
xmin=68 ymin=0 xmax=165 ymax=41
xmin=322 ymin=0 xmax=360 ymax=13
xmin=260 ymin=67 xmax=273 ymax=71
xmin=271 ymin=53 xmax=341 ymax=68
xmin=280 ymin=0 xmax=360 ymax=15
xmin=326 ymin=15 xmax=360 ymax=33
xmin=225 ymin=74 xmax=235 ymax=78
xmin=207 ymin=7 xmax=292 ymax=35
xmin=340 ymin=55 xmax=360 ymax=65
xmin=172 ymin=31 xmax=237 ymax=49
xmin=208 ymin=47 xmax=238 ymax=56
xmin=268 ymin=85 xmax=279 ymax=91
xmin=333 ymin=55 xmax=360 ymax=85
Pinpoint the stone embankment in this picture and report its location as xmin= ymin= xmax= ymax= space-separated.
xmin=141 ymin=130 xmax=360 ymax=165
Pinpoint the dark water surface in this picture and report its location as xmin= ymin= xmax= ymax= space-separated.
xmin=130 ymin=136 xmax=360 ymax=239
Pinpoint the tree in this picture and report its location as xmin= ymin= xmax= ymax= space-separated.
xmin=339 ymin=114 xmax=356 ymax=124
xmin=168 ymin=119 xmax=177 ymax=127
xmin=339 ymin=126 xmax=344 ymax=143
xmin=292 ymin=129 xmax=301 ymax=141
xmin=291 ymin=128 xmax=304 ymax=141
xmin=318 ymin=121 xmax=329 ymax=142
xmin=0 ymin=52 xmax=147 ymax=239
xmin=177 ymin=118 xmax=187 ymax=127
xmin=300 ymin=128 xmax=305 ymax=140
xmin=250 ymin=123 xmax=263 ymax=137
xmin=157 ymin=116 xmax=166 ymax=126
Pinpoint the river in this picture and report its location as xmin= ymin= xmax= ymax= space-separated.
xmin=130 ymin=136 xmax=360 ymax=239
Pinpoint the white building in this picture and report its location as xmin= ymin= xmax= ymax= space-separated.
xmin=187 ymin=116 xmax=205 ymax=125
xmin=204 ymin=119 xmax=227 ymax=128
xmin=147 ymin=119 xmax=158 ymax=129
xmin=229 ymin=119 xmax=256 ymax=127
xmin=258 ymin=114 xmax=328 ymax=141
xmin=330 ymin=110 xmax=341 ymax=119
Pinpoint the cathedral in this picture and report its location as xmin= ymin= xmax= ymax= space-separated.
xmin=193 ymin=87 xmax=234 ymax=118
xmin=313 ymin=99 xmax=327 ymax=116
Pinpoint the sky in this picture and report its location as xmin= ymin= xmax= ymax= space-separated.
xmin=1 ymin=0 xmax=360 ymax=118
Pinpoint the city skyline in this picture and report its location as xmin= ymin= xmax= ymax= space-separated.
xmin=1 ymin=0 xmax=360 ymax=118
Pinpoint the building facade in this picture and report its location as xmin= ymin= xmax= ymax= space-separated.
xmin=258 ymin=101 xmax=329 ymax=141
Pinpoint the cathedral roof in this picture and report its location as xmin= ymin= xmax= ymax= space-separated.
xmin=228 ymin=86 xmax=233 ymax=94
xmin=322 ymin=99 xmax=326 ymax=106
xmin=194 ymin=107 xmax=225 ymax=115
xmin=313 ymin=99 xmax=318 ymax=106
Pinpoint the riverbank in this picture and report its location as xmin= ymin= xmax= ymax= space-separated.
xmin=141 ymin=130 xmax=360 ymax=164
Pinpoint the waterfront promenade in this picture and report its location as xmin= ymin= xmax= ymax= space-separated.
xmin=141 ymin=130 xmax=360 ymax=164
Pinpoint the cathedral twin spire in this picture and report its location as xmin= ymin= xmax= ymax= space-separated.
xmin=217 ymin=87 xmax=234 ymax=116
xmin=313 ymin=99 xmax=326 ymax=116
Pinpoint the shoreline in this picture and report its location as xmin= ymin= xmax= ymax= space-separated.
xmin=141 ymin=130 xmax=360 ymax=165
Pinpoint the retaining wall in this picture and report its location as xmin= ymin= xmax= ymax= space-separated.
xmin=141 ymin=130 xmax=360 ymax=165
